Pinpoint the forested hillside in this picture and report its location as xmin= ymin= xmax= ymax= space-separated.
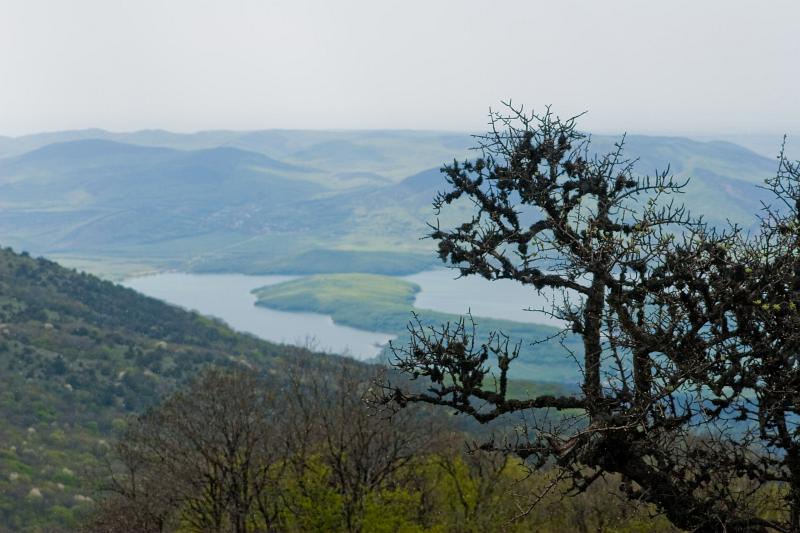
xmin=0 ymin=247 xmax=332 ymax=530
xmin=0 ymin=247 xmax=673 ymax=533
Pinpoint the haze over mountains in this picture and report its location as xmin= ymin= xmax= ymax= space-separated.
xmin=0 ymin=129 xmax=784 ymax=279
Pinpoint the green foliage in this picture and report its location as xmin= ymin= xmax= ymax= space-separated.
xmin=185 ymin=452 xmax=680 ymax=532
xmin=278 ymin=458 xmax=347 ymax=532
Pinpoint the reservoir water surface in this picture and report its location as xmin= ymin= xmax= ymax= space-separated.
xmin=123 ymin=270 xmax=563 ymax=360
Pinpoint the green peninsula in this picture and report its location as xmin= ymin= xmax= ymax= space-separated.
xmin=253 ymin=273 xmax=582 ymax=383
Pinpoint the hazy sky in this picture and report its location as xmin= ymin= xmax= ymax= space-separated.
xmin=1 ymin=0 xmax=798 ymax=136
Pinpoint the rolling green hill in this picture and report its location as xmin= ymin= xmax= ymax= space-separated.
xmin=0 ymin=129 xmax=474 ymax=185
xmin=0 ymin=130 xmax=785 ymax=279
xmin=0 ymin=140 xmax=321 ymax=243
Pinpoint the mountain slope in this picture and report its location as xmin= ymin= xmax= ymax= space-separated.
xmin=0 ymin=247 xmax=331 ymax=531
xmin=0 ymin=141 xmax=325 ymax=265
xmin=0 ymin=129 xmax=474 ymax=184
xmin=0 ymin=139 xmax=316 ymax=207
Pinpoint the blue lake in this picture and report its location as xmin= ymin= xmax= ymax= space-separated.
xmin=123 ymin=270 xmax=563 ymax=360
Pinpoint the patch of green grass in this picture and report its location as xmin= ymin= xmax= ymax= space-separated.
xmin=504 ymin=378 xmax=577 ymax=399
xmin=257 ymin=273 xmax=418 ymax=306
xmin=47 ymin=255 xmax=164 ymax=281
xmin=254 ymin=274 xmax=582 ymax=382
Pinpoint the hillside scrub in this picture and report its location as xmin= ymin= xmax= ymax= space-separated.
xmin=0 ymin=247 xmax=332 ymax=531
xmin=85 ymin=364 xmax=679 ymax=533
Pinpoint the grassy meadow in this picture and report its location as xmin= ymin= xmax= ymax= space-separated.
xmin=253 ymin=273 xmax=583 ymax=383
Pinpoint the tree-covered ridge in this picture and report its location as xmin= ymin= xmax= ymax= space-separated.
xmin=0 ymin=246 xmax=321 ymax=531
xmin=252 ymin=273 xmax=583 ymax=382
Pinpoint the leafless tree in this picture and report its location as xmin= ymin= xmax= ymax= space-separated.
xmin=89 ymin=367 xmax=287 ymax=533
xmin=88 ymin=359 xmax=438 ymax=532
xmin=284 ymin=357 xmax=433 ymax=532
xmin=378 ymin=103 xmax=799 ymax=531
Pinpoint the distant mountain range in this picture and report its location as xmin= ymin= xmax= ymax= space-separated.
xmin=0 ymin=129 xmax=786 ymax=278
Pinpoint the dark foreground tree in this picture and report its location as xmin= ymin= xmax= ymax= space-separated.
xmin=280 ymin=357 xmax=433 ymax=532
xmin=85 ymin=368 xmax=288 ymax=533
xmin=85 ymin=361 xmax=681 ymax=532
xmin=85 ymin=361 xmax=435 ymax=533
xmin=378 ymin=103 xmax=800 ymax=532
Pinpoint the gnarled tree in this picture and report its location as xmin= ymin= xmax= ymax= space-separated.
xmin=379 ymin=104 xmax=799 ymax=532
